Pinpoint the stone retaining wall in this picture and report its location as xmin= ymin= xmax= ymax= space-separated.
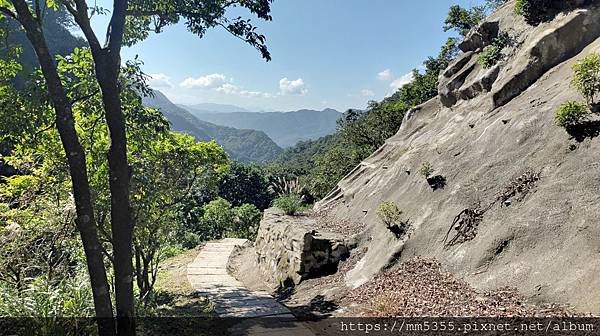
xmin=254 ymin=209 xmax=350 ymax=287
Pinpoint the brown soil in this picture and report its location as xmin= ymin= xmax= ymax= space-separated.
xmin=309 ymin=211 xmax=367 ymax=236
xmin=342 ymin=257 xmax=586 ymax=317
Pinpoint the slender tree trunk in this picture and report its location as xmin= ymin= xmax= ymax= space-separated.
xmin=9 ymin=1 xmax=115 ymax=335
xmin=68 ymin=0 xmax=136 ymax=333
xmin=95 ymin=52 xmax=135 ymax=336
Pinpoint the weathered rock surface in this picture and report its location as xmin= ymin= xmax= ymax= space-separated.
xmin=316 ymin=1 xmax=600 ymax=314
xmin=439 ymin=2 xmax=600 ymax=109
xmin=254 ymin=209 xmax=351 ymax=287
xmin=458 ymin=21 xmax=500 ymax=52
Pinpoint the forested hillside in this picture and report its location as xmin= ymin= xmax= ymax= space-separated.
xmin=143 ymin=91 xmax=283 ymax=162
xmin=190 ymin=108 xmax=341 ymax=148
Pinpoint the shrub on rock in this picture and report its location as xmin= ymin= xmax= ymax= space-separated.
xmin=571 ymin=53 xmax=600 ymax=105
xmin=555 ymin=101 xmax=591 ymax=128
xmin=419 ymin=162 xmax=434 ymax=179
xmin=273 ymin=195 xmax=304 ymax=216
xmin=478 ymin=32 xmax=511 ymax=68
xmin=376 ymin=201 xmax=408 ymax=238
xmin=515 ymin=0 xmax=562 ymax=24
xmin=376 ymin=201 xmax=403 ymax=227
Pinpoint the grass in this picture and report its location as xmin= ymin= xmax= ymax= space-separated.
xmin=138 ymin=245 xmax=230 ymax=336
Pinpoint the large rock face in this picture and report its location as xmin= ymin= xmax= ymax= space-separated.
xmin=316 ymin=1 xmax=600 ymax=313
xmin=439 ymin=3 xmax=600 ymax=109
xmin=254 ymin=209 xmax=351 ymax=287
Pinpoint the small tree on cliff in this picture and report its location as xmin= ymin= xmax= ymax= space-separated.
xmin=0 ymin=1 xmax=273 ymax=335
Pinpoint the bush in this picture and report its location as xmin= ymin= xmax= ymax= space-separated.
xmin=376 ymin=201 xmax=403 ymax=227
xmin=230 ymin=203 xmax=262 ymax=240
xmin=571 ymin=53 xmax=600 ymax=105
xmin=555 ymin=101 xmax=591 ymax=128
xmin=515 ymin=0 xmax=563 ymax=24
xmin=273 ymin=195 xmax=303 ymax=216
xmin=478 ymin=32 xmax=511 ymax=68
xmin=419 ymin=162 xmax=434 ymax=178
xmin=443 ymin=5 xmax=486 ymax=37
xmin=181 ymin=232 xmax=202 ymax=249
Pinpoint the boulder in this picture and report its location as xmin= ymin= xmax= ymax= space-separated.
xmin=459 ymin=21 xmax=500 ymax=52
xmin=254 ymin=209 xmax=351 ymax=287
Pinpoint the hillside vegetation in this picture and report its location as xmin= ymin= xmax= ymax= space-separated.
xmin=191 ymin=108 xmax=341 ymax=148
xmin=143 ymin=91 xmax=282 ymax=162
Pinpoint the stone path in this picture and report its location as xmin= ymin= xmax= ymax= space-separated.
xmin=187 ymin=238 xmax=314 ymax=336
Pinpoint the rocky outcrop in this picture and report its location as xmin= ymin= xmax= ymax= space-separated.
xmin=254 ymin=209 xmax=351 ymax=287
xmin=317 ymin=2 xmax=600 ymax=314
xmin=492 ymin=8 xmax=600 ymax=107
xmin=458 ymin=21 xmax=500 ymax=52
xmin=439 ymin=4 xmax=600 ymax=109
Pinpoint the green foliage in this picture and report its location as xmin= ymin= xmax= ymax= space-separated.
xmin=231 ymin=204 xmax=262 ymax=240
xmin=0 ymin=274 xmax=94 ymax=318
xmin=485 ymin=0 xmax=509 ymax=10
xmin=125 ymin=0 xmax=274 ymax=60
xmin=571 ymin=53 xmax=600 ymax=105
xmin=555 ymin=101 xmax=591 ymax=128
xmin=419 ymin=162 xmax=434 ymax=178
xmin=1 ymin=45 xmax=234 ymax=310
xmin=273 ymin=195 xmax=303 ymax=216
xmin=376 ymin=201 xmax=403 ymax=228
xmin=196 ymin=198 xmax=235 ymax=241
xmin=514 ymin=0 xmax=564 ymax=24
xmin=218 ymin=162 xmax=273 ymax=210
xmin=190 ymin=198 xmax=260 ymax=241
xmin=444 ymin=5 xmax=486 ymax=37
xmin=478 ymin=32 xmax=511 ymax=68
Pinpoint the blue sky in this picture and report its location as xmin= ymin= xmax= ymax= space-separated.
xmin=91 ymin=0 xmax=484 ymax=112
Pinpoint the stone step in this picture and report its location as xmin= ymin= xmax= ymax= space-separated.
xmin=187 ymin=239 xmax=313 ymax=335
xmin=187 ymin=267 xmax=229 ymax=275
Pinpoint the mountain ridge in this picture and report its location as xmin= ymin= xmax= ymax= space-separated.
xmin=186 ymin=108 xmax=342 ymax=148
xmin=143 ymin=91 xmax=282 ymax=162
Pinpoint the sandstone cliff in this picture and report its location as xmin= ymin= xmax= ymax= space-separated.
xmin=315 ymin=1 xmax=600 ymax=313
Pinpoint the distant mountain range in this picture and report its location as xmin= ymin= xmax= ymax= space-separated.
xmin=143 ymin=91 xmax=282 ymax=162
xmin=181 ymin=107 xmax=342 ymax=148
xmin=181 ymin=103 xmax=250 ymax=114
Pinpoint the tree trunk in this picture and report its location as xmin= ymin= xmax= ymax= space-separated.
xmin=9 ymin=2 xmax=115 ymax=335
xmin=95 ymin=52 xmax=135 ymax=336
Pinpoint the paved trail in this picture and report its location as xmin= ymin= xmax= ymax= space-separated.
xmin=187 ymin=238 xmax=313 ymax=336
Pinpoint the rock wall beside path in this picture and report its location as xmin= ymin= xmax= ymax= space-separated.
xmin=254 ymin=209 xmax=352 ymax=287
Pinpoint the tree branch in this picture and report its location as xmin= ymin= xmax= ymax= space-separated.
xmin=0 ymin=6 xmax=17 ymax=20
xmin=59 ymin=0 xmax=77 ymax=18
xmin=71 ymin=89 xmax=100 ymax=105
xmin=105 ymin=0 xmax=128 ymax=52
xmin=66 ymin=0 xmax=103 ymax=54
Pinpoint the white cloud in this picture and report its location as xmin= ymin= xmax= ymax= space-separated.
xmin=279 ymin=77 xmax=308 ymax=96
xmin=390 ymin=72 xmax=414 ymax=91
xmin=377 ymin=69 xmax=393 ymax=81
xmin=361 ymin=89 xmax=375 ymax=97
xmin=215 ymin=83 xmax=239 ymax=95
xmin=216 ymin=83 xmax=271 ymax=98
xmin=148 ymin=73 xmax=173 ymax=88
xmin=180 ymin=73 xmax=227 ymax=89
